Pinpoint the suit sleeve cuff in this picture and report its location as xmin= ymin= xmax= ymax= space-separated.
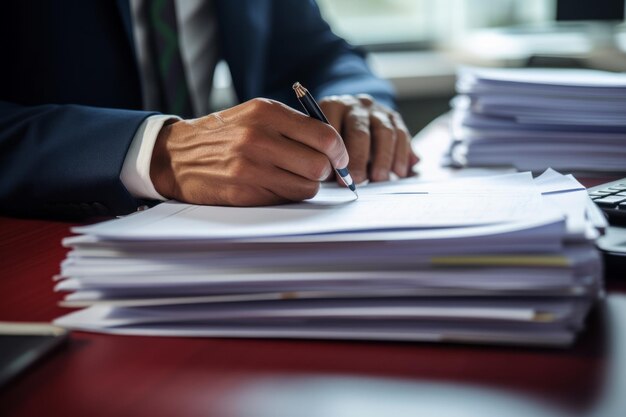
xmin=120 ymin=114 xmax=180 ymax=201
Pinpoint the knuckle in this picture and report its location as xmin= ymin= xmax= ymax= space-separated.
xmin=248 ymin=97 xmax=264 ymax=109
xmin=339 ymin=94 xmax=358 ymax=105
xmin=357 ymin=94 xmax=374 ymax=106
xmin=327 ymin=95 xmax=359 ymax=107
xmin=372 ymin=117 xmax=396 ymax=139
xmin=239 ymin=125 xmax=256 ymax=141
xmin=227 ymin=158 xmax=249 ymax=179
xmin=379 ymin=125 xmax=396 ymax=141
xmin=346 ymin=106 xmax=368 ymax=120
xmin=308 ymin=156 xmax=332 ymax=180
xmin=345 ymin=112 xmax=370 ymax=137
xmin=237 ymin=126 xmax=264 ymax=150
xmin=395 ymin=126 xmax=410 ymax=141
xmin=248 ymin=97 xmax=274 ymax=113
xmin=207 ymin=112 xmax=226 ymax=126
xmin=319 ymin=97 xmax=345 ymax=113
xmin=397 ymin=122 xmax=412 ymax=138
xmin=317 ymin=128 xmax=340 ymax=153
xmin=372 ymin=110 xmax=392 ymax=124
xmin=231 ymin=136 xmax=251 ymax=157
xmin=300 ymin=181 xmax=321 ymax=200
xmin=321 ymin=95 xmax=343 ymax=107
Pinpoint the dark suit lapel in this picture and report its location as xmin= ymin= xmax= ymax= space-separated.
xmin=114 ymin=0 xmax=145 ymax=106
xmin=115 ymin=0 xmax=138 ymax=60
xmin=215 ymin=0 xmax=272 ymax=100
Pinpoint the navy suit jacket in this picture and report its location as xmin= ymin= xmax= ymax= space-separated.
xmin=0 ymin=0 xmax=395 ymax=219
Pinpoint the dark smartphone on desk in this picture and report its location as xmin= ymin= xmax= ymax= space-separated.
xmin=0 ymin=322 xmax=68 ymax=388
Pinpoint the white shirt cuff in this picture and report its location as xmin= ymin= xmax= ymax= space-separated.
xmin=120 ymin=114 xmax=180 ymax=200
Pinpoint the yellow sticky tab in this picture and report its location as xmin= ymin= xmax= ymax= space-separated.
xmin=533 ymin=312 xmax=556 ymax=322
xmin=431 ymin=255 xmax=570 ymax=267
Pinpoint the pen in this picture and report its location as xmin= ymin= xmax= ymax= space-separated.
xmin=292 ymin=82 xmax=358 ymax=196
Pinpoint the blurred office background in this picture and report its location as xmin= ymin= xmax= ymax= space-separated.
xmin=212 ymin=0 xmax=626 ymax=135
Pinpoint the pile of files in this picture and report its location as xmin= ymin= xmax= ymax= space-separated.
xmin=55 ymin=170 xmax=606 ymax=347
xmin=450 ymin=67 xmax=626 ymax=174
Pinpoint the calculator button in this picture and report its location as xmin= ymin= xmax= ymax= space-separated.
xmin=608 ymin=185 xmax=626 ymax=191
xmin=616 ymin=192 xmax=626 ymax=197
xmin=590 ymin=191 xmax=613 ymax=196
xmin=594 ymin=195 xmax=626 ymax=208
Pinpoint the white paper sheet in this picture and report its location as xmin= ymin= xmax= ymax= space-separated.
xmin=53 ymin=170 xmax=603 ymax=347
xmin=452 ymin=68 xmax=626 ymax=174
xmin=73 ymin=174 xmax=546 ymax=240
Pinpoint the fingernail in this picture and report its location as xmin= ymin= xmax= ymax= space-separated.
xmin=375 ymin=169 xmax=389 ymax=181
xmin=352 ymin=171 xmax=366 ymax=183
xmin=396 ymin=164 xmax=407 ymax=177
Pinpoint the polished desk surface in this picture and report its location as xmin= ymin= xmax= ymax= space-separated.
xmin=0 ymin=121 xmax=622 ymax=416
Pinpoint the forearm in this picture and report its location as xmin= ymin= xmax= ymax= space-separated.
xmin=0 ymin=101 xmax=157 ymax=219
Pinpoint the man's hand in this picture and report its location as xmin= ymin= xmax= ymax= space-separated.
xmin=150 ymin=98 xmax=348 ymax=206
xmin=319 ymin=94 xmax=419 ymax=183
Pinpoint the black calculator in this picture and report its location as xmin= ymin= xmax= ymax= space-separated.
xmin=588 ymin=178 xmax=626 ymax=225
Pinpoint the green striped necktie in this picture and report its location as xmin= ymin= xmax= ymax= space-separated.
xmin=145 ymin=0 xmax=194 ymax=118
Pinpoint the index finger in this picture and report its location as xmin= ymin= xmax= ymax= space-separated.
xmin=256 ymin=99 xmax=350 ymax=169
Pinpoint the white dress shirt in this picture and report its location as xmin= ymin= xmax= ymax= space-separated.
xmin=120 ymin=0 xmax=219 ymax=201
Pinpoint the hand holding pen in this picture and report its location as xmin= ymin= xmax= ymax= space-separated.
xmin=151 ymin=97 xmax=351 ymax=206
xmin=293 ymin=82 xmax=358 ymax=196
xmin=150 ymin=82 xmax=415 ymax=207
xmin=316 ymin=92 xmax=419 ymax=184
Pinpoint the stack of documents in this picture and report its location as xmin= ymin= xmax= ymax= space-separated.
xmin=54 ymin=170 xmax=606 ymax=347
xmin=451 ymin=67 xmax=626 ymax=174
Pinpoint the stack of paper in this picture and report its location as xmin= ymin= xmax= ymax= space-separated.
xmin=450 ymin=67 xmax=626 ymax=174
xmin=54 ymin=170 xmax=605 ymax=347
